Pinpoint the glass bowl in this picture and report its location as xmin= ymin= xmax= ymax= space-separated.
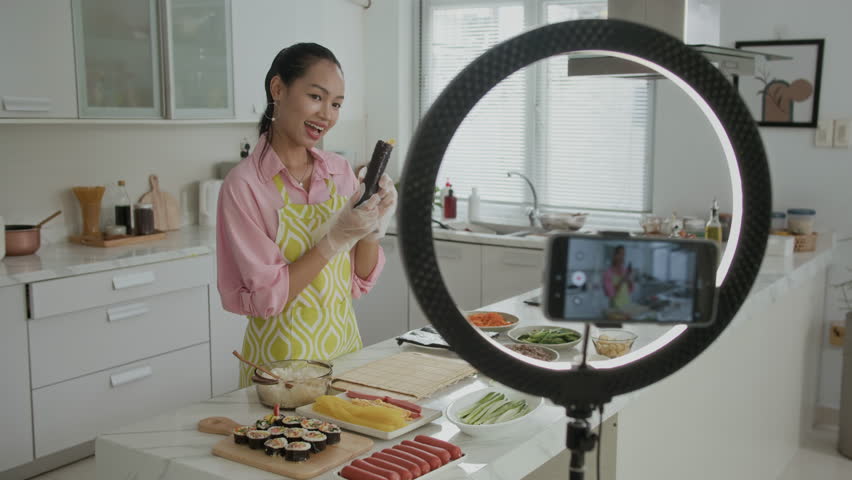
xmin=538 ymin=212 xmax=587 ymax=231
xmin=252 ymin=359 xmax=332 ymax=408
xmin=591 ymin=329 xmax=638 ymax=358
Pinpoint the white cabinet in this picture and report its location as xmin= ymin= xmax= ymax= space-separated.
xmin=165 ymin=0 xmax=234 ymax=118
xmin=71 ymin=0 xmax=164 ymax=118
xmin=209 ymin=258 xmax=248 ymax=397
xmin=481 ymin=246 xmax=545 ymax=305
xmin=408 ymin=240 xmax=482 ymax=329
xmin=0 ymin=0 xmax=78 ymax=118
xmin=353 ymin=236 xmax=409 ymax=347
xmin=0 ymin=286 xmax=33 ymax=471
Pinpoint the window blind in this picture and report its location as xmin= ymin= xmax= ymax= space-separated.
xmin=420 ymin=0 xmax=653 ymax=213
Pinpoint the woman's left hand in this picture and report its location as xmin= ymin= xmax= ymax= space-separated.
xmin=358 ymin=172 xmax=397 ymax=242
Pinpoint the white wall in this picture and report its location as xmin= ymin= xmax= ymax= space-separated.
xmin=654 ymin=0 xmax=852 ymax=413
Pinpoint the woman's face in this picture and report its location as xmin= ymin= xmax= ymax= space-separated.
xmin=271 ymin=59 xmax=344 ymax=149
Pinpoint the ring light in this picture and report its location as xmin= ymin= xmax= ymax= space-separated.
xmin=398 ymin=19 xmax=771 ymax=407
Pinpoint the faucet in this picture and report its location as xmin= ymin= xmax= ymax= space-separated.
xmin=506 ymin=171 xmax=539 ymax=227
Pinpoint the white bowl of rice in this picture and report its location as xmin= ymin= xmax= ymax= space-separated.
xmin=253 ymin=359 xmax=332 ymax=409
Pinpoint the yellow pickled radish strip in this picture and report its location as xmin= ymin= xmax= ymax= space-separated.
xmin=312 ymin=395 xmax=408 ymax=432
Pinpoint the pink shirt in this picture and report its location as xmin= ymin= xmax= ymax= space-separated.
xmin=216 ymin=135 xmax=385 ymax=318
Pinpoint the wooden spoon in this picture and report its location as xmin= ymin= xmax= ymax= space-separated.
xmin=231 ymin=350 xmax=293 ymax=388
xmin=36 ymin=210 xmax=62 ymax=229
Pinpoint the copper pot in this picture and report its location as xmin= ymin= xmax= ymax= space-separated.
xmin=4 ymin=211 xmax=62 ymax=256
xmin=5 ymin=226 xmax=41 ymax=256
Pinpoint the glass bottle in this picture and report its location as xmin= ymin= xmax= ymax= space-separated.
xmin=705 ymin=198 xmax=723 ymax=243
xmin=114 ymin=180 xmax=133 ymax=234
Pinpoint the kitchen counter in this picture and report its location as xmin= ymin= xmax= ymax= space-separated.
xmin=93 ymin=233 xmax=834 ymax=480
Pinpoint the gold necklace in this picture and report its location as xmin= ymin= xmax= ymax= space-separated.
xmin=289 ymin=162 xmax=312 ymax=187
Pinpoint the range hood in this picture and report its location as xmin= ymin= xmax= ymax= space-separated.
xmin=567 ymin=0 xmax=789 ymax=79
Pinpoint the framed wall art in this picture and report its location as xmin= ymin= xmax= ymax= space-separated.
xmin=733 ymin=39 xmax=825 ymax=128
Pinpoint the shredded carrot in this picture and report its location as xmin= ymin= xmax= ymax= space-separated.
xmin=468 ymin=312 xmax=510 ymax=327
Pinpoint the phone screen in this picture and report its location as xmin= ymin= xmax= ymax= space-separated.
xmin=543 ymin=234 xmax=718 ymax=325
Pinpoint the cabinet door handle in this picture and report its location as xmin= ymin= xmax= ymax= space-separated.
xmin=2 ymin=96 xmax=51 ymax=112
xmin=112 ymin=271 xmax=156 ymax=290
xmin=107 ymin=303 xmax=150 ymax=322
xmin=437 ymin=247 xmax=462 ymax=260
xmin=110 ymin=365 xmax=153 ymax=388
xmin=501 ymin=253 xmax=541 ymax=267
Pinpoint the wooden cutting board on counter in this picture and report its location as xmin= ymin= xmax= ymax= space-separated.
xmin=198 ymin=417 xmax=373 ymax=480
xmin=139 ymin=174 xmax=181 ymax=231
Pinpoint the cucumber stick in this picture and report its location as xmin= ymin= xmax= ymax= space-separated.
xmin=458 ymin=392 xmax=531 ymax=425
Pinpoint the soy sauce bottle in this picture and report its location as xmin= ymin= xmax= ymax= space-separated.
xmin=114 ymin=180 xmax=132 ymax=234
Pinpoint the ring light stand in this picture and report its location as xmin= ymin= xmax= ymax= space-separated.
xmin=398 ymin=19 xmax=771 ymax=479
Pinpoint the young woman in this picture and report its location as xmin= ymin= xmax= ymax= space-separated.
xmin=217 ymin=43 xmax=397 ymax=387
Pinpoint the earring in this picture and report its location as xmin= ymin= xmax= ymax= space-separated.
xmin=264 ymin=100 xmax=278 ymax=121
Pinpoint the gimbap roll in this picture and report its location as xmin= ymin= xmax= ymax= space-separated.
xmin=246 ymin=430 xmax=270 ymax=450
xmin=282 ymin=416 xmax=303 ymax=428
xmin=232 ymin=426 xmax=251 ymax=445
xmin=267 ymin=426 xmax=285 ymax=439
xmin=300 ymin=418 xmax=324 ymax=431
xmin=284 ymin=441 xmax=311 ymax=462
xmin=264 ymin=414 xmax=284 ymax=426
xmin=318 ymin=423 xmax=341 ymax=445
xmin=283 ymin=427 xmax=307 ymax=443
xmin=264 ymin=437 xmax=287 ymax=456
xmin=254 ymin=419 xmax=271 ymax=431
xmin=302 ymin=431 xmax=328 ymax=453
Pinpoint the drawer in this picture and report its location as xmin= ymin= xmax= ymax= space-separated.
xmin=28 ymin=255 xmax=213 ymax=319
xmin=33 ymin=342 xmax=210 ymax=458
xmin=29 ymin=286 xmax=209 ymax=389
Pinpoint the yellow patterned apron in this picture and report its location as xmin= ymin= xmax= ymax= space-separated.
xmin=239 ymin=174 xmax=362 ymax=387
xmin=610 ymin=271 xmax=632 ymax=309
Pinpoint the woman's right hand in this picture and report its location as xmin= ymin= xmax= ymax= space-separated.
xmin=316 ymin=184 xmax=380 ymax=260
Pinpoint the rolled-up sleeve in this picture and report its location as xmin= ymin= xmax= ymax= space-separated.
xmin=217 ymin=179 xmax=290 ymax=318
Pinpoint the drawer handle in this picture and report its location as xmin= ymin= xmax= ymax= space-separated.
xmin=2 ymin=95 xmax=52 ymax=112
xmin=107 ymin=303 xmax=150 ymax=322
xmin=502 ymin=253 xmax=541 ymax=267
xmin=110 ymin=365 xmax=153 ymax=388
xmin=112 ymin=271 xmax=156 ymax=290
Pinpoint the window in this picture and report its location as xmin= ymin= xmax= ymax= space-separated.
xmin=420 ymin=0 xmax=654 ymax=215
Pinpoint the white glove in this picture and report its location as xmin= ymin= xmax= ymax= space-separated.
xmin=316 ymin=184 xmax=380 ymax=260
xmin=355 ymin=171 xmax=398 ymax=242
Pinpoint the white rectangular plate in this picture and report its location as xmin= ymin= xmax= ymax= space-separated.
xmin=295 ymin=393 xmax=442 ymax=440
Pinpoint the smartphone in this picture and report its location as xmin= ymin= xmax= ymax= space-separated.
xmin=355 ymin=139 xmax=394 ymax=207
xmin=542 ymin=233 xmax=718 ymax=326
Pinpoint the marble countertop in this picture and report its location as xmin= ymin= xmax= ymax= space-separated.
xmin=94 ymin=234 xmax=835 ymax=479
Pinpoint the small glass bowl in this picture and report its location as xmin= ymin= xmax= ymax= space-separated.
xmin=591 ymin=329 xmax=638 ymax=358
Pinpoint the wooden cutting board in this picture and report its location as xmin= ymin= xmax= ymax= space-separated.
xmin=198 ymin=417 xmax=373 ymax=480
xmin=139 ymin=174 xmax=181 ymax=231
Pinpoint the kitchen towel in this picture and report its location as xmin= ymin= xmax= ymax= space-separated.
xmin=331 ymin=352 xmax=476 ymax=400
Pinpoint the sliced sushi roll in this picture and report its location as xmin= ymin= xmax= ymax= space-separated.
xmin=318 ymin=423 xmax=341 ymax=445
xmin=302 ymin=431 xmax=327 ymax=453
xmin=232 ymin=426 xmax=251 ymax=445
xmin=264 ymin=414 xmax=284 ymax=426
xmin=300 ymin=418 xmax=324 ymax=431
xmin=283 ymin=427 xmax=307 ymax=443
xmin=267 ymin=426 xmax=286 ymax=439
xmin=284 ymin=441 xmax=311 ymax=462
xmin=246 ymin=430 xmax=270 ymax=450
xmin=282 ymin=415 xmax=303 ymax=428
xmin=264 ymin=437 xmax=288 ymax=456
xmin=254 ymin=419 xmax=271 ymax=431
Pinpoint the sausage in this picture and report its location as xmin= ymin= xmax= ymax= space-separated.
xmin=413 ymin=435 xmax=463 ymax=460
xmin=363 ymin=457 xmax=413 ymax=480
xmin=351 ymin=459 xmax=401 ymax=480
xmin=383 ymin=397 xmax=422 ymax=414
xmin=340 ymin=465 xmax=386 ymax=480
xmin=347 ymin=390 xmax=383 ymax=401
xmin=401 ymin=440 xmax=450 ymax=465
xmin=393 ymin=444 xmax=442 ymax=470
xmin=383 ymin=448 xmax=431 ymax=474
xmin=373 ymin=451 xmax=422 ymax=478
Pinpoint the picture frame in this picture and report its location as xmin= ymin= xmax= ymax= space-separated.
xmin=733 ymin=39 xmax=825 ymax=128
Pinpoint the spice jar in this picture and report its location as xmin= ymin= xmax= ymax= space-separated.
xmin=134 ymin=204 xmax=155 ymax=235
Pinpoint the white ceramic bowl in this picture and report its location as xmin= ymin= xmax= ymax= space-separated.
xmin=464 ymin=310 xmax=520 ymax=332
xmin=507 ymin=325 xmax=583 ymax=351
xmin=445 ymin=387 xmax=544 ymax=437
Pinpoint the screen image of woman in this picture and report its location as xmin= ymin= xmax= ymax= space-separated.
xmin=602 ymin=245 xmax=634 ymax=309
xmin=216 ymin=43 xmax=397 ymax=387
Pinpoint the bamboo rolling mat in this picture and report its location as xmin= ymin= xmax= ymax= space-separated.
xmin=331 ymin=352 xmax=476 ymax=399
